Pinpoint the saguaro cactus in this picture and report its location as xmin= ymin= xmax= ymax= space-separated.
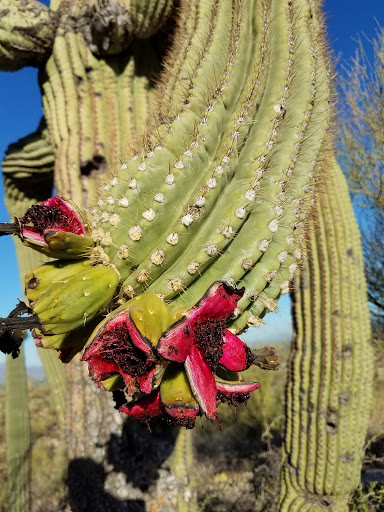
xmin=5 ymin=348 xmax=30 ymax=512
xmin=0 ymin=0 xmax=374 ymax=510
xmin=280 ymin=159 xmax=374 ymax=511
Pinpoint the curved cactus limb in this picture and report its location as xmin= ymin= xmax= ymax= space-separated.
xmin=279 ymin=159 xmax=374 ymax=511
xmin=2 ymin=120 xmax=54 ymax=176
xmin=0 ymin=0 xmax=57 ymax=71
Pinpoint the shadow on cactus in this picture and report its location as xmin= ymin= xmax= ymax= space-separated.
xmin=0 ymin=200 xmax=274 ymax=428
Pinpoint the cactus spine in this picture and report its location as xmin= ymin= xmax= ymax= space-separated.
xmin=279 ymin=159 xmax=374 ymax=511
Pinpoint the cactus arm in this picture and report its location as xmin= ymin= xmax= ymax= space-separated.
xmin=279 ymin=158 xmax=374 ymax=511
xmin=0 ymin=0 xmax=56 ymax=71
xmin=144 ymin=0 xmax=330 ymax=318
xmin=40 ymin=11 xmax=162 ymax=206
xmin=2 ymin=120 xmax=54 ymax=176
xmin=2 ymin=123 xmax=54 ymax=223
xmin=169 ymin=429 xmax=198 ymax=512
xmin=101 ymin=0 xmax=256 ymax=288
xmin=5 ymin=347 xmax=30 ymax=512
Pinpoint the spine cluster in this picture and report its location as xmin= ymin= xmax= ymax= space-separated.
xmin=89 ymin=0 xmax=331 ymax=332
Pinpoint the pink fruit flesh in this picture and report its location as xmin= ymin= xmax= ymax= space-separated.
xmin=20 ymin=197 xmax=86 ymax=242
xmin=120 ymin=390 xmax=163 ymax=420
xmin=185 ymin=345 xmax=218 ymax=420
xmin=219 ymin=330 xmax=255 ymax=371
xmin=158 ymin=281 xmax=244 ymax=363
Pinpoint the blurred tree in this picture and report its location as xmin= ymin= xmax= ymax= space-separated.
xmin=339 ymin=29 xmax=384 ymax=327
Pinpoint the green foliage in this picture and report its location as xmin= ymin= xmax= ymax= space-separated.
xmin=348 ymin=482 xmax=384 ymax=512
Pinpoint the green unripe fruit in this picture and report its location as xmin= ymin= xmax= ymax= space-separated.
xmin=25 ymin=259 xmax=92 ymax=304
xmin=101 ymin=374 xmax=125 ymax=392
xmin=32 ymin=265 xmax=119 ymax=335
xmin=160 ymin=365 xmax=199 ymax=410
xmin=128 ymin=294 xmax=172 ymax=345
xmin=43 ymin=231 xmax=95 ymax=259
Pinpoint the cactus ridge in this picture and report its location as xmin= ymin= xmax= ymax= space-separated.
xmin=92 ymin=0 xmax=255 ymax=272
xmin=110 ymin=0 xmax=258 ymax=291
xmin=154 ymin=0 xmax=202 ymax=120
xmin=279 ymin=160 xmax=374 ymax=511
xmin=2 ymin=122 xmax=54 ymax=174
xmin=158 ymin=0 xmax=331 ymax=325
xmin=128 ymin=0 xmax=175 ymax=39
xmin=231 ymin=10 xmax=332 ymax=330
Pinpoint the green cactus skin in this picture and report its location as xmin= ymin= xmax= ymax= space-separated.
xmin=2 ymin=121 xmax=54 ymax=176
xmin=5 ymin=348 xmax=30 ymax=512
xmin=169 ymin=429 xmax=198 ymax=512
xmin=127 ymin=0 xmax=175 ymax=39
xmin=87 ymin=0 xmax=330 ymax=340
xmin=0 ymin=0 xmax=56 ymax=71
xmin=279 ymin=159 xmax=374 ymax=512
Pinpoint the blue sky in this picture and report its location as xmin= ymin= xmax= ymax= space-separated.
xmin=1 ymin=0 xmax=383 ymax=367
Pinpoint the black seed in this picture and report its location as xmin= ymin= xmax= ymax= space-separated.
xmin=217 ymin=391 xmax=250 ymax=406
xmin=193 ymin=319 xmax=226 ymax=372
xmin=245 ymin=347 xmax=255 ymax=368
xmin=100 ymin=325 xmax=149 ymax=377
xmin=20 ymin=204 xmax=80 ymax=234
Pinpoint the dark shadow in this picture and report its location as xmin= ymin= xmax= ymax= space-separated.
xmin=67 ymin=458 xmax=145 ymax=512
xmin=108 ymin=416 xmax=178 ymax=490
xmin=67 ymin=418 xmax=177 ymax=511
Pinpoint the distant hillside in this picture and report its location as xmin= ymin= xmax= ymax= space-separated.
xmin=0 ymin=363 xmax=46 ymax=386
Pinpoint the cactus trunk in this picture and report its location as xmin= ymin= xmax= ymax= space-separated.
xmin=5 ymin=347 xmax=30 ymax=512
xmin=279 ymin=159 xmax=374 ymax=511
